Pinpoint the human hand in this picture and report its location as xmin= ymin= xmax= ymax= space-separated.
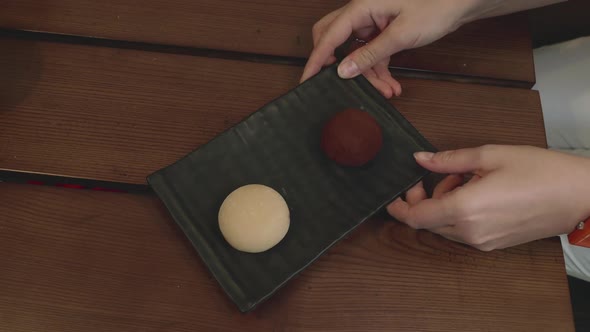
xmin=387 ymin=145 xmax=590 ymax=251
xmin=300 ymin=0 xmax=564 ymax=97
xmin=300 ymin=0 xmax=479 ymax=98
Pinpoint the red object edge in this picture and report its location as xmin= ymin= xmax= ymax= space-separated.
xmin=569 ymin=217 xmax=590 ymax=248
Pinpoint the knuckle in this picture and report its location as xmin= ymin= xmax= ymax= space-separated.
xmin=356 ymin=46 xmax=380 ymax=66
xmin=404 ymin=215 xmax=423 ymax=230
xmin=434 ymin=150 xmax=457 ymax=163
xmin=456 ymin=220 xmax=487 ymax=247
xmin=480 ymin=144 xmax=498 ymax=154
xmin=394 ymin=32 xmax=415 ymax=50
xmin=311 ymin=21 xmax=322 ymax=34
xmin=464 ymin=232 xmax=486 ymax=247
xmin=454 ymin=200 xmax=474 ymax=221
xmin=445 ymin=195 xmax=492 ymax=249
xmin=474 ymin=243 xmax=495 ymax=252
xmin=312 ymin=22 xmax=322 ymax=36
xmin=404 ymin=218 xmax=420 ymax=229
xmin=445 ymin=189 xmax=477 ymax=219
xmin=349 ymin=0 xmax=364 ymax=7
xmin=479 ymin=144 xmax=503 ymax=163
xmin=343 ymin=0 xmax=362 ymax=15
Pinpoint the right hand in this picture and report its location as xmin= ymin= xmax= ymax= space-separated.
xmin=387 ymin=145 xmax=590 ymax=251
xmin=300 ymin=0 xmax=480 ymax=97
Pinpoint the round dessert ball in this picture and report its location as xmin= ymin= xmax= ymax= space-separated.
xmin=320 ymin=108 xmax=383 ymax=167
xmin=218 ymin=184 xmax=290 ymax=253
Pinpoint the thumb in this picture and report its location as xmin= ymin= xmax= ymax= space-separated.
xmin=414 ymin=147 xmax=493 ymax=174
xmin=337 ymin=20 xmax=411 ymax=79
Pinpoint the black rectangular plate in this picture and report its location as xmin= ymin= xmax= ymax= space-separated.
xmin=147 ymin=64 xmax=436 ymax=312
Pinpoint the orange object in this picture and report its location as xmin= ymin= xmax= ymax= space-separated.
xmin=568 ymin=217 xmax=590 ymax=248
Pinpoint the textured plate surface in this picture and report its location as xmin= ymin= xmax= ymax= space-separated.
xmin=147 ymin=64 xmax=436 ymax=312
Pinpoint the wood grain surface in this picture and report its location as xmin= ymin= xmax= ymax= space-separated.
xmin=0 ymin=37 xmax=545 ymax=185
xmin=0 ymin=183 xmax=574 ymax=331
xmin=0 ymin=1 xmax=535 ymax=85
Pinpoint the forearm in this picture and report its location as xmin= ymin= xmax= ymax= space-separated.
xmin=461 ymin=0 xmax=567 ymax=23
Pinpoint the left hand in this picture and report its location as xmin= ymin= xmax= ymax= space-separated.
xmin=387 ymin=144 xmax=590 ymax=251
xmin=300 ymin=0 xmax=481 ymax=97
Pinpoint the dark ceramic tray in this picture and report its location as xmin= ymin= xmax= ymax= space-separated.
xmin=147 ymin=64 xmax=436 ymax=312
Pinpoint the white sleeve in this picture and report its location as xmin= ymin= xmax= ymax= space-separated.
xmin=534 ymin=35 xmax=590 ymax=281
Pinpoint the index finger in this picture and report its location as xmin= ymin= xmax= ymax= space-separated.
xmin=300 ymin=11 xmax=354 ymax=82
xmin=387 ymin=195 xmax=458 ymax=229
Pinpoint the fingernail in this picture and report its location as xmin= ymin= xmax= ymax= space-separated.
xmin=338 ymin=60 xmax=360 ymax=78
xmin=414 ymin=151 xmax=434 ymax=161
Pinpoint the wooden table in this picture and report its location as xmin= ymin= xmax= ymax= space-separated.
xmin=0 ymin=1 xmax=575 ymax=331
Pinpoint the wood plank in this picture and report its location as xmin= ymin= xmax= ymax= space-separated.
xmin=0 ymin=36 xmax=546 ymax=185
xmin=0 ymin=183 xmax=574 ymax=331
xmin=0 ymin=1 xmax=535 ymax=85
